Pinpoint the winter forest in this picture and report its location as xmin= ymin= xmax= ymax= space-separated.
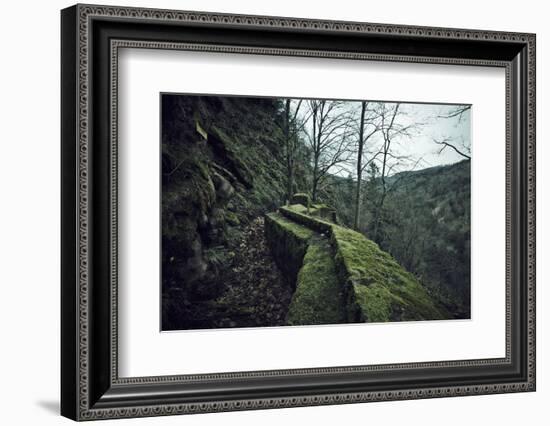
xmin=161 ymin=94 xmax=471 ymax=330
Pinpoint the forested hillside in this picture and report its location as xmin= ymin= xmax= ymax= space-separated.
xmin=327 ymin=160 xmax=471 ymax=318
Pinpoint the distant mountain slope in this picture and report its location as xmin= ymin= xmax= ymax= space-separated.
xmin=326 ymin=160 xmax=471 ymax=318
xmin=384 ymin=160 xmax=470 ymax=318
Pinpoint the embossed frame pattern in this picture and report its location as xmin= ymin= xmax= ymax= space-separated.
xmin=61 ymin=3 xmax=536 ymax=421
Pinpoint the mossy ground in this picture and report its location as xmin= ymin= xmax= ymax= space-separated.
xmin=287 ymin=204 xmax=308 ymax=215
xmin=287 ymin=203 xmax=334 ymax=220
xmin=287 ymin=236 xmax=347 ymax=325
xmin=266 ymin=212 xmax=314 ymax=241
xmin=290 ymin=193 xmax=311 ymax=207
xmin=331 ymin=226 xmax=448 ymax=321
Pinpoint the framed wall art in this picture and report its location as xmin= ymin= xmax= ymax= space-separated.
xmin=61 ymin=3 xmax=536 ymax=421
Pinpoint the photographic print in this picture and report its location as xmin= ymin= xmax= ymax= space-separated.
xmin=161 ymin=94 xmax=471 ymax=331
xmin=61 ymin=7 xmax=535 ymax=417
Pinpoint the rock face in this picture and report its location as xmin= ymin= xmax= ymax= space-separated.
xmin=161 ymin=95 xmax=310 ymax=329
xmin=265 ymin=203 xmax=450 ymax=325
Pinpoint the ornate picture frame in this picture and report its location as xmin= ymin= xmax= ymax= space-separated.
xmin=61 ymin=4 xmax=536 ymax=421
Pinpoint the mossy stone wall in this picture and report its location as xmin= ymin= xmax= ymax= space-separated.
xmin=264 ymin=212 xmax=313 ymax=289
xmin=287 ymin=236 xmax=347 ymax=325
xmin=279 ymin=205 xmax=333 ymax=234
xmin=274 ymin=204 xmax=449 ymax=323
xmin=290 ymin=193 xmax=311 ymax=207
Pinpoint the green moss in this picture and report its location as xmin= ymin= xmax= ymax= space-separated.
xmin=225 ymin=211 xmax=240 ymax=226
xmin=276 ymin=206 xmax=446 ymax=321
xmin=184 ymin=162 xmax=215 ymax=214
xmin=161 ymin=152 xmax=216 ymax=242
xmin=290 ymin=193 xmax=311 ymax=207
xmin=269 ymin=200 xmax=448 ymax=324
xmin=264 ymin=213 xmax=313 ymax=290
xmin=352 ymin=283 xmax=402 ymax=322
xmin=266 ymin=212 xmax=313 ymax=241
xmin=279 ymin=206 xmax=333 ymax=233
xmin=287 ymin=204 xmax=308 ymax=214
xmin=287 ymin=236 xmax=346 ymax=325
xmin=331 ymin=226 xmax=386 ymax=285
xmin=331 ymin=225 xmax=448 ymax=321
xmin=311 ymin=203 xmax=328 ymax=210
xmin=310 ymin=204 xmax=337 ymax=223
xmin=284 ymin=202 xmax=337 ymax=224
xmin=288 ymin=203 xmax=321 ymax=216
xmin=209 ymin=125 xmax=254 ymax=188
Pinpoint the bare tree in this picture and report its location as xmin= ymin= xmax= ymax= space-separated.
xmin=433 ymin=136 xmax=471 ymax=160
xmin=281 ymin=99 xmax=306 ymax=204
xmin=433 ymin=104 xmax=472 ymax=160
xmin=303 ymin=100 xmax=354 ymax=202
xmin=370 ymin=103 xmax=420 ymax=242
xmin=437 ymin=105 xmax=471 ymax=122
xmin=353 ymin=102 xmax=381 ymax=230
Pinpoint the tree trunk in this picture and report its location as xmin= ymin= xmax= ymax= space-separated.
xmin=287 ymin=165 xmax=294 ymax=205
xmin=311 ymin=108 xmax=318 ymax=202
xmin=372 ymin=186 xmax=387 ymax=244
xmin=353 ymin=102 xmax=366 ymax=230
xmin=284 ymin=99 xmax=293 ymax=205
xmin=311 ymin=173 xmax=318 ymax=202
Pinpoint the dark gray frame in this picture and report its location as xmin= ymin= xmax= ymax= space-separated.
xmin=61 ymin=3 xmax=536 ymax=421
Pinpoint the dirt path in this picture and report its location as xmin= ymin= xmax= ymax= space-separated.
xmin=162 ymin=216 xmax=292 ymax=330
xmin=215 ymin=217 xmax=293 ymax=328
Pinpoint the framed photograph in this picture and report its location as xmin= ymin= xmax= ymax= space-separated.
xmin=61 ymin=4 xmax=536 ymax=421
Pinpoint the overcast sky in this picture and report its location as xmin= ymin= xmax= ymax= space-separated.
xmin=394 ymin=102 xmax=471 ymax=169
xmin=294 ymin=99 xmax=471 ymax=176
